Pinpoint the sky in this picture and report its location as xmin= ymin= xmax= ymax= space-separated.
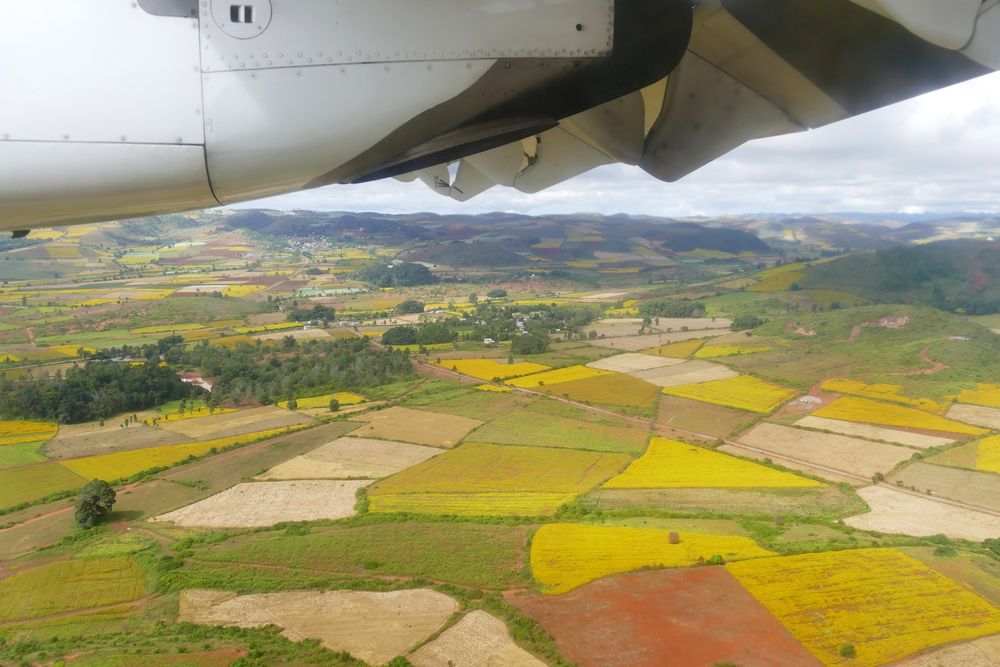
xmin=237 ymin=70 xmax=1000 ymax=217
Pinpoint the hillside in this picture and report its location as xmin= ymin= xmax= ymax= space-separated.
xmin=800 ymin=240 xmax=1000 ymax=314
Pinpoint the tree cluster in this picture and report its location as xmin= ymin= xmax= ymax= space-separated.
xmin=638 ymin=299 xmax=706 ymax=319
xmin=382 ymin=323 xmax=456 ymax=346
xmin=355 ymin=262 xmax=438 ymax=287
xmin=0 ymin=361 xmax=199 ymax=423
xmin=286 ymin=303 xmax=336 ymax=322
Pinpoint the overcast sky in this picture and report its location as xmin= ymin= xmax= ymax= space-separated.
xmin=237 ymin=70 xmax=1000 ymax=217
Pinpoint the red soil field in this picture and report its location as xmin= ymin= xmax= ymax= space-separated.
xmin=508 ymin=567 xmax=819 ymax=667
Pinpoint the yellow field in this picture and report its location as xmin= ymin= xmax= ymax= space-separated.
xmin=748 ymin=263 xmax=807 ymax=292
xmin=210 ymin=335 xmax=255 ymax=348
xmin=69 ymin=298 xmax=116 ymax=307
xmin=531 ymin=524 xmax=775 ymax=594
xmin=27 ymin=229 xmax=64 ymax=240
xmin=662 ymin=375 xmax=797 ymax=413
xmin=278 ymin=391 xmax=366 ymax=409
xmin=148 ymin=407 xmax=236 ymax=424
xmin=220 ymin=284 xmax=265 ymax=298
xmin=235 ymin=322 xmax=301 ymax=334
xmin=506 ymin=365 xmax=610 ymax=388
xmin=433 ymin=358 xmax=551 ymax=381
xmin=602 ymin=437 xmax=821 ymax=489
xmin=46 ymin=245 xmax=82 ymax=259
xmin=368 ymin=491 xmax=577 ymax=517
xmin=60 ymin=427 xmax=295 ymax=480
xmin=644 ymin=338 xmax=707 ymax=358
xmin=959 ymin=383 xmax=1000 ymax=409
xmin=821 ymin=379 xmax=941 ymax=412
xmin=0 ymin=420 xmax=58 ymax=438
xmin=0 ymin=432 xmax=56 ymax=446
xmin=727 ymin=549 xmax=1000 ymax=666
xmin=695 ymin=344 xmax=772 ymax=359
xmin=814 ymin=397 xmax=986 ymax=436
xmin=0 ymin=353 xmax=21 ymax=363
xmin=476 ymin=384 xmax=514 ymax=393
xmin=129 ymin=323 xmax=204 ymax=335
xmin=977 ymin=435 xmax=1000 ymax=474
xmin=49 ymin=345 xmax=97 ymax=357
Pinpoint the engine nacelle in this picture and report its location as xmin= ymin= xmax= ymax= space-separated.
xmin=0 ymin=0 xmax=692 ymax=231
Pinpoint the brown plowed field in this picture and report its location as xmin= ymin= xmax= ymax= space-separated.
xmin=508 ymin=567 xmax=819 ymax=667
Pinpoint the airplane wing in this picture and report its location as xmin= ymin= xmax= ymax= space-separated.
xmin=401 ymin=0 xmax=1000 ymax=201
xmin=1 ymin=0 xmax=998 ymax=230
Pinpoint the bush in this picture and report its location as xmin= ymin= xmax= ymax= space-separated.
xmin=730 ymin=314 xmax=764 ymax=331
xmin=328 ymin=398 xmax=340 ymax=412
xmin=487 ymin=288 xmax=508 ymax=298
xmin=839 ymin=643 xmax=856 ymax=658
xmin=394 ymin=300 xmax=425 ymax=315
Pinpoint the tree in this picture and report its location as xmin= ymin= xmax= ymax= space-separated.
xmin=469 ymin=292 xmax=479 ymax=305
xmin=287 ymin=397 xmax=298 ymax=410
xmin=75 ymin=480 xmax=116 ymax=528
xmin=486 ymin=288 xmax=507 ymax=298
xmin=394 ymin=299 xmax=425 ymax=315
xmin=382 ymin=325 xmax=419 ymax=346
xmin=329 ymin=398 xmax=340 ymax=412
xmin=510 ymin=333 xmax=549 ymax=355
xmin=730 ymin=314 xmax=764 ymax=331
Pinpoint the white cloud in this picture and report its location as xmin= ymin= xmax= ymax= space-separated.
xmin=235 ymin=70 xmax=1000 ymax=216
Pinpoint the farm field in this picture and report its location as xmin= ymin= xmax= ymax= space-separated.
xmin=586 ymin=352 xmax=683 ymax=373
xmin=813 ymin=396 xmax=987 ymax=436
xmin=350 ymin=406 xmax=482 ymax=447
xmin=589 ymin=330 xmax=719 ymax=351
xmin=947 ymin=403 xmax=1000 ymax=429
xmin=727 ymin=548 xmax=1000 ymax=666
xmin=179 ymin=588 xmax=457 ymax=665
xmin=182 ymin=521 xmax=532 ymax=590
xmin=662 ymin=375 xmax=797 ymax=413
xmin=530 ymin=371 xmax=661 ymax=409
xmin=601 ymin=437 xmax=821 ymax=489
xmin=794 ymin=415 xmax=955 ymax=449
xmin=897 ymin=634 xmax=1000 ymax=667
xmin=258 ymin=436 xmax=441 ymax=480
xmin=958 ymin=383 xmax=1000 ymax=408
xmin=530 ymin=523 xmax=774 ymax=593
xmin=276 ymin=391 xmax=366 ymax=410
xmin=156 ymin=406 xmax=313 ymax=439
xmin=467 ymin=401 xmax=649 ymax=454
xmin=888 ymin=461 xmax=1000 ymax=512
xmin=431 ymin=358 xmax=550 ymax=380
xmin=0 ymin=441 xmax=47 ymax=468
xmin=658 ymin=394 xmax=751 ymax=437
xmin=584 ymin=485 xmax=863 ymax=518
xmin=0 ymin=557 xmax=147 ymax=623
xmin=43 ymin=423 xmax=192 ymax=459
xmin=738 ymin=423 xmax=915 ymax=480
xmin=509 ymin=568 xmax=821 ymax=667
xmin=505 ymin=364 xmax=610 ymax=388
xmin=368 ymin=443 xmax=630 ymax=516
xmin=694 ymin=343 xmax=772 ymax=358
xmin=0 ymin=462 xmax=87 ymax=510
xmin=821 ymin=379 xmax=941 ymax=412
xmin=629 ymin=359 xmax=739 ymax=387
xmin=980 ymin=435 xmax=1000 ymax=473
xmin=845 ymin=485 xmax=1000 ymax=541
xmin=644 ymin=337 xmax=707 ymax=358
xmin=409 ymin=610 xmax=545 ymax=667
xmin=154 ymin=480 xmax=370 ymax=528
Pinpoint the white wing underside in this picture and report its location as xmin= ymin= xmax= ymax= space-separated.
xmin=402 ymin=0 xmax=1000 ymax=200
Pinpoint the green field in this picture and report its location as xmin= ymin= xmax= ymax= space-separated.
xmin=173 ymin=521 xmax=532 ymax=591
xmin=0 ymin=462 xmax=87 ymax=510
xmin=0 ymin=557 xmax=147 ymax=623
xmin=468 ymin=400 xmax=649 ymax=454
xmin=0 ymin=441 xmax=47 ymax=468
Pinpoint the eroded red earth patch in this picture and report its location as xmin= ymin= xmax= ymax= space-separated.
xmin=508 ymin=567 xmax=819 ymax=667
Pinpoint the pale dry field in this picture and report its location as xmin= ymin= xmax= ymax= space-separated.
xmin=845 ymin=485 xmax=1000 ymax=541
xmin=795 ymin=416 xmax=954 ymax=449
xmin=153 ymin=480 xmax=369 ymax=528
xmin=158 ymin=406 xmax=313 ymax=439
xmin=589 ymin=330 xmax=720 ymax=351
xmin=44 ymin=424 xmax=192 ymax=459
xmin=898 ymin=634 xmax=1000 ymax=666
xmin=889 ymin=462 xmax=1000 ymax=513
xmin=739 ymin=423 xmax=914 ymax=479
xmin=258 ymin=437 xmax=442 ymax=480
xmin=718 ymin=444 xmax=862 ymax=485
xmin=254 ymin=328 xmax=330 ymax=341
xmin=350 ymin=407 xmax=482 ymax=448
xmin=630 ymin=360 xmax=739 ymax=387
xmin=180 ymin=588 xmax=457 ymax=665
xmin=409 ymin=610 xmax=545 ymax=667
xmin=586 ymin=352 xmax=684 ymax=373
xmin=947 ymin=403 xmax=1000 ymax=429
